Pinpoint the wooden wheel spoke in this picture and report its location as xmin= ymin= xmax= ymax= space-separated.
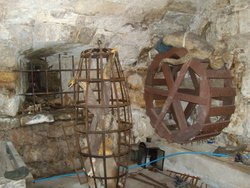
xmin=161 ymin=64 xmax=175 ymax=88
xmin=189 ymin=68 xmax=200 ymax=91
xmin=190 ymin=60 xmax=208 ymax=76
xmin=150 ymin=109 xmax=172 ymax=136
xmin=172 ymin=100 xmax=188 ymax=130
xmin=154 ymin=62 xmax=190 ymax=124
xmin=144 ymin=85 xmax=168 ymax=97
xmin=177 ymin=93 xmax=207 ymax=105
xmin=184 ymin=102 xmax=196 ymax=119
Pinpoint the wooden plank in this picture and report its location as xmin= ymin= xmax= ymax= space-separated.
xmin=144 ymin=85 xmax=168 ymax=96
xmin=202 ymin=120 xmax=230 ymax=133
xmin=144 ymin=88 xmax=154 ymax=110
xmin=210 ymin=87 xmax=236 ymax=97
xmin=207 ymin=69 xmax=232 ymax=78
xmin=177 ymin=88 xmax=196 ymax=95
xmin=152 ymin=79 xmax=167 ymax=85
xmin=145 ymin=86 xmax=196 ymax=98
xmin=145 ymin=86 xmax=208 ymax=105
xmin=189 ymin=68 xmax=199 ymax=89
xmin=172 ymin=100 xmax=188 ymax=130
xmin=177 ymin=92 xmax=207 ymax=105
xmin=150 ymin=109 xmax=172 ymax=136
xmin=153 ymin=95 xmax=167 ymax=100
xmin=209 ymin=105 xmax=235 ymax=116
xmin=162 ymin=63 xmax=175 ymax=88
xmin=190 ymin=60 xmax=208 ymax=76
xmin=192 ymin=131 xmax=221 ymax=141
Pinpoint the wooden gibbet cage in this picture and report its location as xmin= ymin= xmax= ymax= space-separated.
xmin=144 ymin=47 xmax=236 ymax=143
xmin=72 ymin=47 xmax=132 ymax=187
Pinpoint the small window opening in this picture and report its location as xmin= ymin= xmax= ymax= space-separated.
xmin=16 ymin=54 xmax=78 ymax=114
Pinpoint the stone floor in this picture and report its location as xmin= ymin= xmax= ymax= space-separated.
xmin=30 ymin=137 xmax=250 ymax=188
xmin=31 ymin=154 xmax=250 ymax=188
xmin=3 ymin=134 xmax=250 ymax=188
xmin=31 ymin=168 xmax=189 ymax=188
xmin=159 ymin=142 xmax=250 ymax=188
xmin=31 ymin=176 xmax=87 ymax=188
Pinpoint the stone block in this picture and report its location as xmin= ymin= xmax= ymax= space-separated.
xmin=0 ymin=71 xmax=17 ymax=83
xmin=215 ymin=13 xmax=239 ymax=40
xmin=226 ymin=33 xmax=250 ymax=64
xmin=152 ymin=11 xmax=194 ymax=35
xmin=127 ymin=73 xmax=144 ymax=90
xmin=0 ymin=25 xmax=10 ymax=40
xmin=20 ymin=114 xmax=54 ymax=126
xmin=129 ymin=89 xmax=145 ymax=108
xmin=109 ymin=29 xmax=151 ymax=65
xmin=167 ymin=0 xmax=197 ymax=14
xmin=239 ymin=8 xmax=250 ymax=34
xmin=47 ymin=121 xmax=75 ymax=138
xmin=7 ymin=24 xmax=33 ymax=50
xmin=0 ymin=71 xmax=18 ymax=92
xmin=0 ymin=45 xmax=16 ymax=68
xmin=0 ymin=178 xmax=26 ymax=188
xmin=241 ymin=69 xmax=250 ymax=99
xmin=9 ymin=128 xmax=34 ymax=146
xmin=33 ymin=23 xmax=74 ymax=44
xmin=70 ymin=27 xmax=96 ymax=44
xmin=0 ymin=95 xmax=22 ymax=117
xmin=0 ymin=117 xmax=20 ymax=131
xmin=48 ymin=9 xmax=79 ymax=26
xmin=131 ymin=107 xmax=155 ymax=143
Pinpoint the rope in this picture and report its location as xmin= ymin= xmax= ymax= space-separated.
xmin=182 ymin=31 xmax=189 ymax=48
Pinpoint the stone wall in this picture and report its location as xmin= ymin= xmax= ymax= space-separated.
xmin=0 ymin=111 xmax=78 ymax=177
xmin=0 ymin=0 xmax=250 ymax=177
xmin=193 ymin=0 xmax=250 ymax=144
xmin=0 ymin=0 xmax=197 ymax=160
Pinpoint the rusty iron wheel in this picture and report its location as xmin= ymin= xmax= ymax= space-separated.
xmin=144 ymin=47 xmax=236 ymax=143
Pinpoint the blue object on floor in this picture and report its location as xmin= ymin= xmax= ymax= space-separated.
xmin=155 ymin=38 xmax=173 ymax=53
xmin=207 ymin=139 xmax=215 ymax=144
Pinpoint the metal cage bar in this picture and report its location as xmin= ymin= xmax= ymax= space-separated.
xmin=14 ymin=55 xmax=76 ymax=114
xmin=72 ymin=47 xmax=132 ymax=188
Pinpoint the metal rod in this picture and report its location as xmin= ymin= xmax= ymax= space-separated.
xmin=45 ymin=69 xmax=49 ymax=94
xmin=13 ymin=68 xmax=98 ymax=72
xmin=62 ymin=126 xmax=87 ymax=184
xmin=30 ymin=61 xmax=36 ymax=106
xmin=72 ymin=55 xmax=76 ymax=102
xmin=58 ymin=54 xmax=63 ymax=105
xmin=19 ymin=91 xmax=75 ymax=96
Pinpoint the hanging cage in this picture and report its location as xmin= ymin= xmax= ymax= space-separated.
xmin=144 ymin=47 xmax=236 ymax=143
xmin=70 ymin=45 xmax=132 ymax=187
